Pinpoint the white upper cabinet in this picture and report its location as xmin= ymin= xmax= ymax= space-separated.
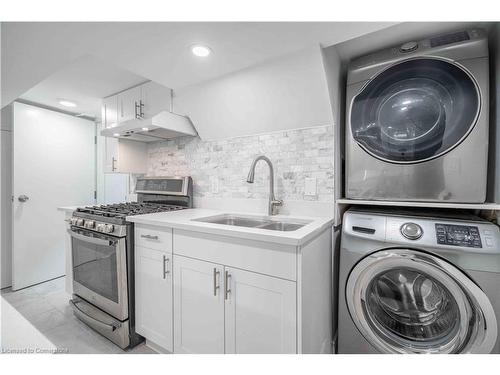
xmin=102 ymin=95 xmax=119 ymax=128
xmin=118 ymin=85 xmax=142 ymax=123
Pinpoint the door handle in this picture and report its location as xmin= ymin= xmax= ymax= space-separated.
xmin=112 ymin=157 xmax=117 ymax=172
xmin=224 ymin=271 xmax=231 ymax=300
xmin=18 ymin=195 xmax=29 ymax=202
xmin=141 ymin=234 xmax=158 ymax=240
xmin=163 ymin=255 xmax=170 ymax=279
xmin=213 ymin=268 xmax=220 ymax=296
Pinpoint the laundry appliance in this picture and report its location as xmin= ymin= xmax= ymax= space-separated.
xmin=338 ymin=207 xmax=499 ymax=353
xmin=345 ymin=29 xmax=489 ymax=203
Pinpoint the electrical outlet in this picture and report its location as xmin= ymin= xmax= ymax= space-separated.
xmin=210 ymin=176 xmax=219 ymax=194
xmin=304 ymin=177 xmax=317 ymax=196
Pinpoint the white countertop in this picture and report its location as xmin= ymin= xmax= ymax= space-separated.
xmin=57 ymin=206 xmax=80 ymax=213
xmin=126 ymin=208 xmax=334 ymax=246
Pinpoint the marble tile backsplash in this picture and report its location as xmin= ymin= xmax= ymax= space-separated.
xmin=147 ymin=125 xmax=334 ymax=202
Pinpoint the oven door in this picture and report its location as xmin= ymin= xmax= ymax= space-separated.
xmin=69 ymin=227 xmax=129 ymax=321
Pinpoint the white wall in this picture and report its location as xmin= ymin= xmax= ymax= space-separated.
xmin=321 ymin=45 xmax=344 ymax=224
xmin=1 ymin=105 xmax=13 ymax=288
xmin=174 ymin=46 xmax=333 ymax=140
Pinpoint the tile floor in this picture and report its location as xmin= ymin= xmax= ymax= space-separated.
xmin=1 ymin=276 xmax=155 ymax=354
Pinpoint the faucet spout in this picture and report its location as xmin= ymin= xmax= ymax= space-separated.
xmin=246 ymin=155 xmax=283 ymax=215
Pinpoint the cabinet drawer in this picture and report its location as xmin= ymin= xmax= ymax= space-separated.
xmin=135 ymin=224 xmax=172 ymax=252
xmin=173 ymin=229 xmax=296 ymax=281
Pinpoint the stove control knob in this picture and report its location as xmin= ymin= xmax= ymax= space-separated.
xmin=76 ymin=218 xmax=84 ymax=226
xmin=70 ymin=217 xmax=78 ymax=225
xmin=103 ymin=224 xmax=114 ymax=233
xmin=400 ymin=222 xmax=423 ymax=240
xmin=96 ymin=223 xmax=105 ymax=232
xmin=84 ymin=220 xmax=95 ymax=229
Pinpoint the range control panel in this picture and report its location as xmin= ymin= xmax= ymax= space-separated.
xmin=435 ymin=224 xmax=482 ymax=248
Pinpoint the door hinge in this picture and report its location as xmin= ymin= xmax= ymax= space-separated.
xmin=94 ymin=135 xmax=97 ymax=145
xmin=94 ymin=190 xmax=97 ymax=200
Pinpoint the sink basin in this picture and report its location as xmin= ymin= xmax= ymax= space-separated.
xmin=192 ymin=214 xmax=311 ymax=232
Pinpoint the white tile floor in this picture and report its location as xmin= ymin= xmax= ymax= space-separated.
xmin=1 ymin=276 xmax=155 ymax=354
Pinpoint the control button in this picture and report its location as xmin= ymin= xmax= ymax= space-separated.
xmin=103 ymin=224 xmax=114 ymax=234
xmin=400 ymin=222 xmax=423 ymax=240
xmin=484 ymin=230 xmax=492 ymax=236
xmin=485 ymin=237 xmax=493 ymax=247
xmin=400 ymin=41 xmax=418 ymax=53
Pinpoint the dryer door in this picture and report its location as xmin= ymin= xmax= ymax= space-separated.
xmin=346 ymin=249 xmax=497 ymax=353
xmin=350 ymin=58 xmax=480 ymax=163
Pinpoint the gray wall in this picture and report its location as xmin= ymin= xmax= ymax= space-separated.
xmin=1 ymin=105 xmax=12 ymax=288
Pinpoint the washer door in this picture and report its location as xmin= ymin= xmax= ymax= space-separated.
xmin=346 ymin=249 xmax=497 ymax=353
xmin=350 ymin=58 xmax=480 ymax=163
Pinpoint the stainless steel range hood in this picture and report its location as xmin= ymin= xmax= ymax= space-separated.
xmin=101 ymin=111 xmax=197 ymax=142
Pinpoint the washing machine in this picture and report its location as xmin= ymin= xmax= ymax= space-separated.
xmin=345 ymin=29 xmax=489 ymax=203
xmin=338 ymin=207 xmax=500 ymax=354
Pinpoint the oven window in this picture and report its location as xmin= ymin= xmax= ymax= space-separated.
xmin=72 ymin=234 xmax=119 ymax=303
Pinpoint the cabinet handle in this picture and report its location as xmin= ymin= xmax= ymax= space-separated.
xmin=134 ymin=101 xmax=141 ymax=119
xmin=139 ymin=100 xmax=145 ymax=118
xmin=213 ymin=268 xmax=220 ymax=296
xmin=163 ymin=255 xmax=170 ymax=279
xmin=140 ymin=234 xmax=159 ymax=240
xmin=224 ymin=271 xmax=231 ymax=300
xmin=112 ymin=157 xmax=117 ymax=171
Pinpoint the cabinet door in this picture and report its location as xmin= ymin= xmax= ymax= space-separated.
xmin=135 ymin=246 xmax=173 ymax=351
xmin=173 ymin=255 xmax=225 ymax=353
xmin=224 ymin=268 xmax=297 ymax=353
xmin=118 ymin=85 xmax=141 ymax=122
xmin=104 ymin=137 xmax=119 ymax=173
xmin=141 ymin=81 xmax=171 ymax=118
xmin=102 ymin=95 xmax=119 ymax=128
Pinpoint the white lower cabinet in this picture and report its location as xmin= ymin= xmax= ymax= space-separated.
xmin=135 ymin=246 xmax=173 ymax=352
xmin=173 ymin=255 xmax=296 ymax=354
xmin=173 ymin=255 xmax=225 ymax=353
xmin=224 ymin=267 xmax=296 ymax=354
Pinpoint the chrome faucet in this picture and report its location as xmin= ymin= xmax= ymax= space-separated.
xmin=247 ymin=155 xmax=283 ymax=215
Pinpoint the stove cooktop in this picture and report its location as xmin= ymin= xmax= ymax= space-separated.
xmin=76 ymin=202 xmax=187 ymax=219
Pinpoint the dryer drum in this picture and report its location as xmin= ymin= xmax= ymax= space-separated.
xmin=350 ymin=58 xmax=480 ymax=163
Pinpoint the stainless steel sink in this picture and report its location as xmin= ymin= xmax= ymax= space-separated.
xmin=192 ymin=214 xmax=311 ymax=232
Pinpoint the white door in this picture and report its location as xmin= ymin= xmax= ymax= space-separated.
xmin=173 ymin=255 xmax=225 ymax=353
xmin=141 ymin=81 xmax=170 ymax=118
xmin=135 ymin=246 xmax=173 ymax=351
xmin=12 ymin=102 xmax=95 ymax=290
xmin=118 ymin=85 xmax=141 ymax=122
xmin=224 ymin=267 xmax=297 ymax=353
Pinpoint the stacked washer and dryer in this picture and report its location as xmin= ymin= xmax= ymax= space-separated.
xmin=338 ymin=29 xmax=500 ymax=354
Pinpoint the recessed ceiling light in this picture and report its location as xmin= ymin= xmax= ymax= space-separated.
xmin=58 ymin=99 xmax=77 ymax=108
xmin=191 ymin=45 xmax=212 ymax=57
xmin=142 ymin=127 xmax=149 ymax=131
xmin=113 ymin=133 xmax=120 ymax=137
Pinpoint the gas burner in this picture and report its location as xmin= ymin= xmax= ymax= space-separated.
xmin=76 ymin=202 xmax=187 ymax=219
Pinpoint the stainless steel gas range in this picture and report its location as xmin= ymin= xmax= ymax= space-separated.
xmin=67 ymin=176 xmax=193 ymax=349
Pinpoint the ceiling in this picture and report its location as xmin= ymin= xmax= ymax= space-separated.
xmin=19 ymin=55 xmax=147 ymax=119
xmin=1 ymin=22 xmax=396 ymax=111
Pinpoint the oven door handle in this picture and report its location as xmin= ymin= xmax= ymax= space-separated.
xmin=68 ymin=230 xmax=116 ymax=246
xmin=70 ymin=299 xmax=121 ymax=332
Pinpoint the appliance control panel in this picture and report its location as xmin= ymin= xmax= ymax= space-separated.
xmin=435 ymin=224 xmax=482 ymax=248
